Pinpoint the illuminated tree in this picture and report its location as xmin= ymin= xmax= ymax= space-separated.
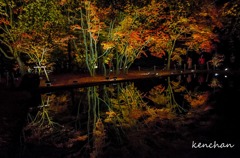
xmin=0 ymin=0 xmax=66 ymax=76
xmin=184 ymin=1 xmax=223 ymax=53
xmin=102 ymin=14 xmax=151 ymax=75
xmin=218 ymin=0 xmax=240 ymax=58
xmin=0 ymin=0 xmax=235 ymax=77
xmin=15 ymin=0 xmax=66 ymax=80
xmin=131 ymin=0 xmax=222 ymax=70
xmin=0 ymin=0 xmax=26 ymax=74
xmin=62 ymin=0 xmax=113 ymax=76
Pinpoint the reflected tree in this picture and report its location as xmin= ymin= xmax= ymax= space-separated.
xmin=147 ymin=77 xmax=186 ymax=113
xmin=146 ymin=75 xmax=212 ymax=114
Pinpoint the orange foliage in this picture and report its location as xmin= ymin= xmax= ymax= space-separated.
xmin=129 ymin=109 xmax=144 ymax=120
xmin=184 ymin=92 xmax=209 ymax=108
xmin=131 ymin=0 xmax=222 ymax=59
xmin=0 ymin=18 xmax=10 ymax=25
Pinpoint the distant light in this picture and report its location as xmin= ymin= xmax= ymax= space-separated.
xmin=224 ymin=68 xmax=228 ymax=71
xmin=215 ymin=73 xmax=219 ymax=76
xmin=224 ymin=75 xmax=227 ymax=78
xmin=191 ymin=70 xmax=195 ymax=72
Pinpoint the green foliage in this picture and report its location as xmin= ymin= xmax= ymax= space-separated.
xmin=0 ymin=0 xmax=27 ymax=74
xmin=18 ymin=0 xmax=65 ymax=32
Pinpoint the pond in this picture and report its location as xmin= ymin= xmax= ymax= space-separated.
xmin=20 ymin=72 xmax=240 ymax=158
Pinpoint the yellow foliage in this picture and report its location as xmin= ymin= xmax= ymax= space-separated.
xmin=101 ymin=41 xmax=115 ymax=50
xmin=106 ymin=83 xmax=147 ymax=127
xmin=91 ymin=119 xmax=106 ymax=158
xmin=144 ymin=108 xmax=176 ymax=124
xmin=44 ymin=93 xmax=70 ymax=113
xmin=147 ymin=84 xmax=169 ymax=105
xmin=209 ymin=78 xmax=222 ymax=88
xmin=171 ymin=80 xmax=186 ymax=93
xmin=118 ymin=16 xmax=134 ymax=31
xmin=171 ymin=54 xmax=181 ymax=61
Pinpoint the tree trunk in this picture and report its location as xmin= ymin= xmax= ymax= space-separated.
xmin=16 ymin=56 xmax=26 ymax=76
xmin=68 ymin=40 xmax=72 ymax=72
xmin=167 ymin=54 xmax=171 ymax=70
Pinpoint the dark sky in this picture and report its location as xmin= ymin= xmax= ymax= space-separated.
xmin=215 ymin=0 xmax=233 ymax=5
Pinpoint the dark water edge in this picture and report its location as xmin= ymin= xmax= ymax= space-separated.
xmin=1 ymin=72 xmax=240 ymax=158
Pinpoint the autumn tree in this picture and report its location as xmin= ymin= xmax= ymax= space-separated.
xmin=185 ymin=0 xmax=223 ymax=53
xmin=102 ymin=13 xmax=150 ymax=75
xmin=16 ymin=0 xmax=66 ymax=80
xmin=64 ymin=0 xmax=153 ymax=77
xmin=218 ymin=0 xmax=240 ymax=65
xmin=99 ymin=3 xmax=155 ymax=76
xmin=0 ymin=0 xmax=26 ymax=74
xmin=131 ymin=0 xmax=222 ymax=70
xmin=0 ymin=0 xmax=67 ymax=77
xmin=60 ymin=0 xmax=110 ymax=76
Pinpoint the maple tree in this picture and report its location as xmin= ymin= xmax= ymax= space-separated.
xmin=0 ymin=0 xmax=26 ymax=74
xmin=0 ymin=0 xmax=66 ymax=76
xmin=102 ymin=13 xmax=151 ymax=75
xmin=15 ymin=0 xmax=66 ymax=80
xmin=0 ymin=0 xmax=238 ymax=77
xmin=129 ymin=0 xmax=222 ymax=70
xmin=62 ymin=0 xmax=112 ymax=76
xmin=185 ymin=1 xmax=223 ymax=53
xmin=63 ymin=1 xmax=150 ymax=76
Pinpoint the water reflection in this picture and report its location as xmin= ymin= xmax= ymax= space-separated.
xmin=22 ymin=73 xmax=239 ymax=158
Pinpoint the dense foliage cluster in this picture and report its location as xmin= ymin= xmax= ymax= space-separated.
xmin=0 ymin=0 xmax=239 ymax=75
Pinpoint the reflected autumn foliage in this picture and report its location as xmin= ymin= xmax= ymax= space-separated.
xmin=146 ymin=75 xmax=213 ymax=111
xmin=106 ymin=83 xmax=147 ymax=127
xmin=209 ymin=77 xmax=222 ymax=88
xmin=23 ymin=92 xmax=90 ymax=149
xmin=146 ymin=77 xmax=186 ymax=112
xmin=22 ymin=74 xmax=223 ymax=157
xmin=184 ymin=92 xmax=209 ymax=108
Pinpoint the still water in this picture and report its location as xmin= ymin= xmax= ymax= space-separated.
xmin=21 ymin=72 xmax=240 ymax=158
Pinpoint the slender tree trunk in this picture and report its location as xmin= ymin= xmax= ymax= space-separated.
xmin=16 ymin=56 xmax=26 ymax=76
xmin=68 ymin=40 xmax=73 ymax=72
xmin=167 ymin=54 xmax=171 ymax=70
